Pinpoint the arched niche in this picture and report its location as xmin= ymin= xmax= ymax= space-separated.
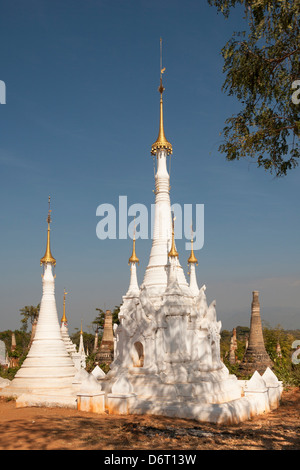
xmin=132 ymin=341 xmax=144 ymax=367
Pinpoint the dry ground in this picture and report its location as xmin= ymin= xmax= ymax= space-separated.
xmin=0 ymin=387 xmax=299 ymax=451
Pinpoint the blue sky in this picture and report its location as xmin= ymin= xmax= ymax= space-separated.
xmin=0 ymin=0 xmax=299 ymax=333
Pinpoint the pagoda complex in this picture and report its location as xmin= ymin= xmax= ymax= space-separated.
xmin=0 ymin=43 xmax=282 ymax=423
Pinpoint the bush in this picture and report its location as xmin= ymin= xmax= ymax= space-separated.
xmin=220 ymin=325 xmax=300 ymax=387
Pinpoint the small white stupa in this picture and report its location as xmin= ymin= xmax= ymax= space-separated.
xmin=187 ymin=238 xmax=200 ymax=297
xmin=60 ymin=289 xmax=77 ymax=356
xmin=78 ymin=321 xmax=87 ymax=369
xmin=60 ymin=290 xmax=87 ymax=371
xmin=126 ymin=221 xmax=140 ymax=298
xmin=0 ymin=197 xmax=78 ymax=407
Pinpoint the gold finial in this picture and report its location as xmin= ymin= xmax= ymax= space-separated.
xmin=168 ymin=214 xmax=178 ymax=258
xmin=188 ymin=223 xmax=198 ymax=265
xmin=151 ymin=38 xmax=173 ymax=156
xmin=80 ymin=320 xmax=83 ymax=335
xmin=188 ymin=239 xmax=198 ymax=265
xmin=40 ymin=196 xmax=56 ymax=266
xmin=128 ymin=218 xmax=139 ymax=264
xmin=61 ymin=289 xmax=68 ymax=323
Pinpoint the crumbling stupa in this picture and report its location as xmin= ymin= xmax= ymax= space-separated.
xmin=96 ymin=310 xmax=114 ymax=365
xmin=239 ymin=291 xmax=273 ymax=376
xmin=229 ymin=328 xmax=238 ymax=364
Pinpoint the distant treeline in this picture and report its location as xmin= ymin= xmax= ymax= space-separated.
xmin=221 ymin=325 xmax=300 ymax=386
xmin=1 ymin=325 xmax=299 ymax=386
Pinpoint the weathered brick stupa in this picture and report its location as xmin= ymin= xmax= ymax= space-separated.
xmin=239 ymin=291 xmax=273 ymax=376
xmin=96 ymin=310 xmax=114 ymax=365
xmin=0 ymin=198 xmax=78 ymax=407
xmin=229 ymin=328 xmax=238 ymax=365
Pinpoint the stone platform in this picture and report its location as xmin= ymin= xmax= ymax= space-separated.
xmin=15 ymin=392 xmax=77 ymax=409
xmin=98 ymin=367 xmax=282 ymax=424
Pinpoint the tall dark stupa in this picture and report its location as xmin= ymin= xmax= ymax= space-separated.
xmin=239 ymin=291 xmax=273 ymax=376
xmin=96 ymin=310 xmax=114 ymax=365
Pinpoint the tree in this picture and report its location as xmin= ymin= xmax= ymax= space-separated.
xmin=70 ymin=330 xmax=95 ymax=355
xmin=92 ymin=305 xmax=120 ymax=335
xmin=263 ymin=323 xmax=295 ymax=361
xmin=112 ymin=305 xmax=120 ymax=326
xmin=208 ymin=0 xmax=300 ymax=176
xmin=262 ymin=324 xmax=300 ymax=386
xmin=0 ymin=330 xmax=30 ymax=355
xmin=19 ymin=304 xmax=40 ymax=332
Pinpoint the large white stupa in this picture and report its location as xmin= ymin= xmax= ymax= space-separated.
xmin=0 ymin=198 xmax=79 ymax=407
xmin=99 ymin=46 xmax=282 ymax=423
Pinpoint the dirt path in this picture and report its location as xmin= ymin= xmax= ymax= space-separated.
xmin=0 ymin=388 xmax=299 ymax=450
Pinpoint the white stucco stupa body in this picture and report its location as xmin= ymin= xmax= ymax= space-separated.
xmin=0 ymin=200 xmax=79 ymax=407
xmin=100 ymin=65 xmax=282 ymax=424
xmin=60 ymin=291 xmax=87 ymax=371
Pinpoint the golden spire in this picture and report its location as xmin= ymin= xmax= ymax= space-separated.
xmin=188 ymin=239 xmax=198 ymax=265
xmin=80 ymin=320 xmax=83 ymax=335
xmin=168 ymin=214 xmax=178 ymax=258
xmin=151 ymin=38 xmax=173 ymax=156
xmin=40 ymin=196 xmax=56 ymax=266
xmin=61 ymin=289 xmax=68 ymax=323
xmin=128 ymin=218 xmax=139 ymax=264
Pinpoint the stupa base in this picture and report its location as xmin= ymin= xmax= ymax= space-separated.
xmin=0 ymin=382 xmax=79 ymax=409
xmin=15 ymin=392 xmax=77 ymax=409
xmin=127 ymin=394 xmax=272 ymax=425
xmin=101 ymin=385 xmax=281 ymax=425
xmin=100 ymin=367 xmax=282 ymax=424
xmin=0 ymin=376 xmax=77 ymax=397
xmin=101 ymin=363 xmax=243 ymax=406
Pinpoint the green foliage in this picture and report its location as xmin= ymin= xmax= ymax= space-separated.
xmin=19 ymin=304 xmax=40 ymax=332
xmin=208 ymin=0 xmax=300 ymax=176
xmin=0 ymin=330 xmax=30 ymax=357
xmin=223 ymin=359 xmax=243 ymax=377
xmin=85 ymin=352 xmax=97 ymax=373
xmin=221 ymin=324 xmax=300 ymax=386
xmin=263 ymin=324 xmax=300 ymax=386
xmin=98 ymin=363 xmax=110 ymax=374
xmin=272 ymin=357 xmax=300 ymax=387
xmin=0 ymin=330 xmax=30 ymax=380
xmin=0 ymin=358 xmax=27 ymax=381
xmin=85 ymin=355 xmax=111 ymax=375
xmin=70 ymin=331 xmax=95 ymax=355
xmin=263 ymin=324 xmax=294 ymax=361
xmin=92 ymin=305 xmax=120 ymax=337
xmin=221 ymin=326 xmax=250 ymax=362
xmin=1 ymin=320 xmax=298 ymax=387
xmin=112 ymin=306 xmax=121 ymax=325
